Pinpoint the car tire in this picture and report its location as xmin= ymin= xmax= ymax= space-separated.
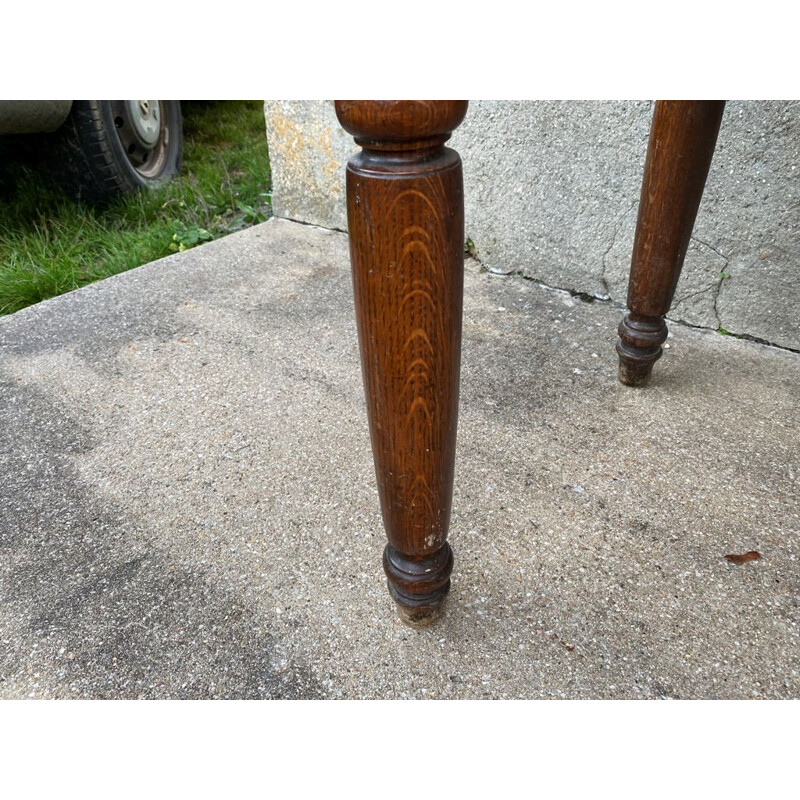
xmin=51 ymin=100 xmax=183 ymax=203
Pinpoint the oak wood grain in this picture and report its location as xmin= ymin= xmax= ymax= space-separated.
xmin=336 ymin=101 xmax=468 ymax=625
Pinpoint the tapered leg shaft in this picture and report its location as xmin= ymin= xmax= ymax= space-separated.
xmin=617 ymin=100 xmax=725 ymax=385
xmin=335 ymin=101 xmax=468 ymax=625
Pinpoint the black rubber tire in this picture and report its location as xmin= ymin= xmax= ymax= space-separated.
xmin=50 ymin=100 xmax=183 ymax=203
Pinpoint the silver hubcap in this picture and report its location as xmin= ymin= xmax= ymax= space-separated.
xmin=125 ymin=100 xmax=161 ymax=147
xmin=110 ymin=99 xmax=171 ymax=175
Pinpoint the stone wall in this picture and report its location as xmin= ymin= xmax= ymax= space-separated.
xmin=265 ymin=100 xmax=799 ymax=350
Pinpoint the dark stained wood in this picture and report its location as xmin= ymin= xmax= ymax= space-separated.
xmin=335 ymin=101 xmax=468 ymax=626
xmin=618 ymin=100 xmax=725 ymax=385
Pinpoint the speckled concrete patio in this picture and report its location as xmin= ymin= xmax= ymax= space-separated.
xmin=1 ymin=218 xmax=797 ymax=699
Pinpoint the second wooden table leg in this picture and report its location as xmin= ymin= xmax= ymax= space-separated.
xmin=335 ymin=101 xmax=468 ymax=626
xmin=617 ymin=100 xmax=725 ymax=386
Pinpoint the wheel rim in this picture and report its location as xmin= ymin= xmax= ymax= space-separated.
xmin=110 ymin=100 xmax=172 ymax=179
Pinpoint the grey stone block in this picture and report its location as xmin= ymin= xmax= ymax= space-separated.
xmin=265 ymin=100 xmax=799 ymax=350
xmin=264 ymin=100 xmax=354 ymax=231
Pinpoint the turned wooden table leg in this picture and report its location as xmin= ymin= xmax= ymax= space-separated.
xmin=334 ymin=101 xmax=468 ymax=626
xmin=617 ymin=100 xmax=725 ymax=386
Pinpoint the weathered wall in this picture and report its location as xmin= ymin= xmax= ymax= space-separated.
xmin=264 ymin=100 xmax=799 ymax=350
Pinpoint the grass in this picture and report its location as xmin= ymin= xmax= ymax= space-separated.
xmin=0 ymin=101 xmax=272 ymax=315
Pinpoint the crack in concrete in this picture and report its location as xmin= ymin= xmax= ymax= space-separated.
xmin=273 ymin=215 xmax=347 ymax=235
xmin=467 ymin=245 xmax=620 ymax=307
xmin=599 ymin=236 xmax=614 ymax=299
xmin=712 ymin=278 xmax=724 ymax=329
xmin=671 ymin=283 xmax=718 ymax=308
xmin=280 ymin=214 xmax=797 ymax=357
xmin=466 ymin=238 xmax=799 ymax=355
xmin=666 ymin=315 xmax=800 ymax=355
xmin=600 ymin=199 xmax=638 ymax=300
xmin=684 ymin=235 xmax=731 ymax=329
xmin=691 ymin=235 xmax=729 ymax=264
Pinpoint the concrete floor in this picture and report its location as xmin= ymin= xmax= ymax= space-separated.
xmin=1 ymin=218 xmax=797 ymax=699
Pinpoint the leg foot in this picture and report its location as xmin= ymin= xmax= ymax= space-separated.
xmin=618 ymin=100 xmax=725 ymax=385
xmin=384 ymin=544 xmax=453 ymax=627
xmin=616 ymin=314 xmax=668 ymax=386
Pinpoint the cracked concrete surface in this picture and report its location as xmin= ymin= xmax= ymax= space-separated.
xmin=266 ymin=100 xmax=800 ymax=350
xmin=1 ymin=219 xmax=798 ymax=699
xmin=669 ymin=236 xmax=730 ymax=331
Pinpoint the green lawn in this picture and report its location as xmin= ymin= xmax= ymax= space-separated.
xmin=0 ymin=101 xmax=271 ymax=316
